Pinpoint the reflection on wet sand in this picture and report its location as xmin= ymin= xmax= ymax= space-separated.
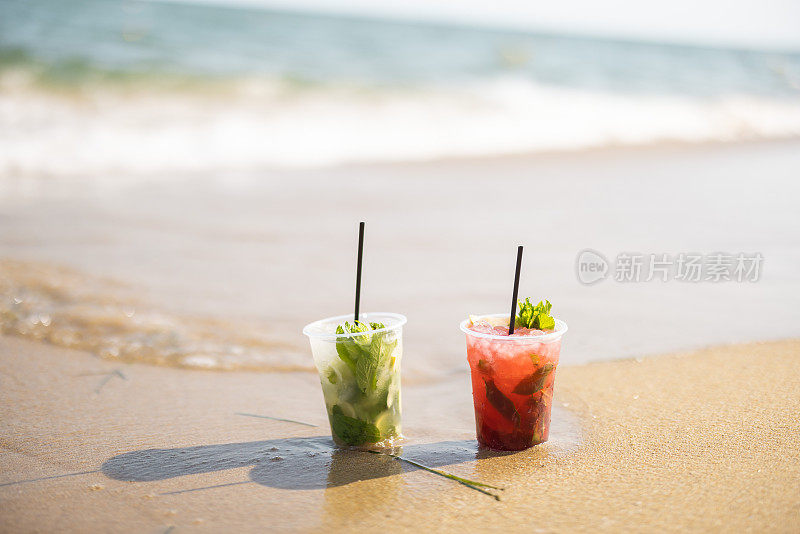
xmin=102 ymin=437 xmax=485 ymax=491
xmin=103 ymin=437 xmax=335 ymax=490
xmin=100 ymin=406 xmax=581 ymax=495
xmin=98 ymin=408 xmax=582 ymax=527
xmin=321 ymin=449 xmax=403 ymax=529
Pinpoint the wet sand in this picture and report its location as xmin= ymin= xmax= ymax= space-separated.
xmin=1 ymin=140 xmax=800 ymax=376
xmin=1 ymin=335 xmax=798 ymax=532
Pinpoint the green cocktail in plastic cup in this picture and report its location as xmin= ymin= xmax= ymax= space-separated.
xmin=303 ymin=312 xmax=406 ymax=447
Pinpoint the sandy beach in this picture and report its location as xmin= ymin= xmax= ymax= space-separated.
xmin=1 ymin=140 xmax=800 ymax=531
xmin=1 ymin=334 xmax=798 ymax=532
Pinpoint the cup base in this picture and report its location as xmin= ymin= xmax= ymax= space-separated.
xmin=329 ymin=432 xmax=405 ymax=451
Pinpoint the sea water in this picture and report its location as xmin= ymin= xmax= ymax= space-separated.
xmin=1 ymin=0 xmax=800 ymax=177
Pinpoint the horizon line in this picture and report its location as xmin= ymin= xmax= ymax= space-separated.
xmin=145 ymin=0 xmax=800 ymax=55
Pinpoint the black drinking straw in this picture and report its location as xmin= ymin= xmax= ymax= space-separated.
xmin=354 ymin=221 xmax=365 ymax=322
xmin=508 ymin=245 xmax=523 ymax=335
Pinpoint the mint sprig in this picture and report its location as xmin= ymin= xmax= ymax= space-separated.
xmin=515 ymin=298 xmax=555 ymax=330
xmin=335 ymin=320 xmax=386 ymax=337
xmin=334 ymin=321 xmax=394 ymax=394
xmin=329 ymin=320 xmax=399 ymax=446
xmin=367 ymin=450 xmax=504 ymax=500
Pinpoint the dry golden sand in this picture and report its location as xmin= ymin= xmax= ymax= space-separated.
xmin=1 ymin=336 xmax=798 ymax=532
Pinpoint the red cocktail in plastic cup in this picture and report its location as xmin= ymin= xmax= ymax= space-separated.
xmin=461 ymin=315 xmax=568 ymax=451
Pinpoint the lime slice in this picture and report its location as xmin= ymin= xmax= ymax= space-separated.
xmin=468 ymin=315 xmax=509 ymax=327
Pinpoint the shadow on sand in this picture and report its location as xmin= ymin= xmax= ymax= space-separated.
xmin=101 ymin=437 xmax=511 ymax=491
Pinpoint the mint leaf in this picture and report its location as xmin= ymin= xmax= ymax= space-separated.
xmin=517 ymin=300 xmax=534 ymax=329
xmin=515 ymin=298 xmax=555 ymax=330
xmin=336 ymin=321 xmax=396 ymax=394
xmin=334 ymin=321 xmax=372 ymax=374
xmin=512 ymin=363 xmax=555 ymax=395
xmin=326 ymin=368 xmax=338 ymax=384
xmin=334 ymin=328 xmax=361 ymax=375
xmin=535 ymin=314 xmax=555 ymax=330
xmin=532 ymin=424 xmax=543 ymax=444
xmin=357 ymin=331 xmax=397 ymax=393
xmin=330 ymin=404 xmax=381 ymax=445
xmin=536 ymin=299 xmax=552 ymax=315
xmin=484 ymin=379 xmax=520 ymax=426
xmin=355 ymin=342 xmax=378 ymax=393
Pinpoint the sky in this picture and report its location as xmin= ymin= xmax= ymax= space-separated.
xmin=173 ymin=0 xmax=800 ymax=51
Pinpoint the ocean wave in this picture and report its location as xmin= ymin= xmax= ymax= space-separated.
xmin=0 ymin=259 xmax=312 ymax=372
xmin=2 ymin=67 xmax=800 ymax=178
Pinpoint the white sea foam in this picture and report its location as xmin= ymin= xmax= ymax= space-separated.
xmin=2 ymin=76 xmax=800 ymax=179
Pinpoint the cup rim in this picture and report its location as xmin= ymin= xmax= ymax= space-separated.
xmin=303 ymin=312 xmax=407 ymax=340
xmin=459 ymin=313 xmax=568 ymax=342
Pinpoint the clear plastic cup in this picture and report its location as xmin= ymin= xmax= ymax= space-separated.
xmin=303 ymin=312 xmax=406 ymax=448
xmin=460 ymin=314 xmax=568 ymax=451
